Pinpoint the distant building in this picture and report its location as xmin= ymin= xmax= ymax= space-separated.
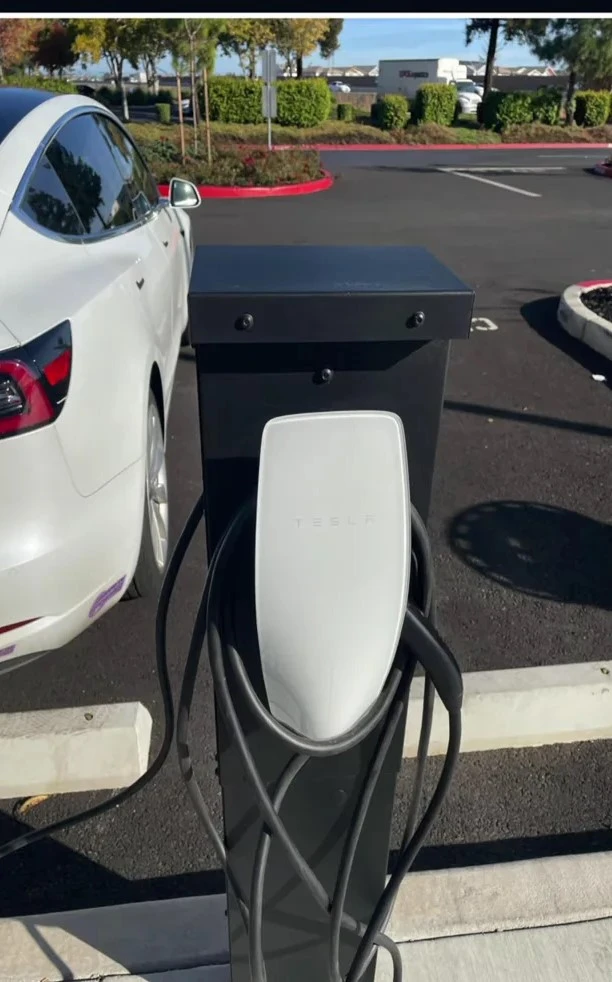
xmin=280 ymin=64 xmax=378 ymax=78
xmin=460 ymin=59 xmax=557 ymax=78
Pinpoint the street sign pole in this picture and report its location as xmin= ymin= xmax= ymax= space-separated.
xmin=261 ymin=48 xmax=277 ymax=151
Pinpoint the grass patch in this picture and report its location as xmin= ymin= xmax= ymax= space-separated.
xmin=401 ymin=123 xmax=501 ymax=145
xmin=502 ymin=122 xmax=612 ymax=143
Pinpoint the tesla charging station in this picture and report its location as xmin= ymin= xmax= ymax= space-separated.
xmin=188 ymin=244 xmax=473 ymax=982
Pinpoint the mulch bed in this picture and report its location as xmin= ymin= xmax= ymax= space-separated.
xmin=581 ymin=286 xmax=612 ymax=322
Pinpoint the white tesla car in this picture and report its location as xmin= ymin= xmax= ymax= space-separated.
xmin=0 ymin=88 xmax=200 ymax=671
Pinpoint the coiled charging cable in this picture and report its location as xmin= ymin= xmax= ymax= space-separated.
xmin=0 ymin=491 xmax=462 ymax=982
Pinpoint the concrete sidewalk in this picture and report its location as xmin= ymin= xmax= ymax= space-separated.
xmin=2 ymin=851 xmax=612 ymax=982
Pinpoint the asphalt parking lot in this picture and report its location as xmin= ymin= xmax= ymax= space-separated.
xmin=1 ymin=146 xmax=611 ymax=916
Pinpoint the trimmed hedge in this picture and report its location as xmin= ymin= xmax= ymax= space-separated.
xmin=413 ymin=83 xmax=457 ymax=126
xmin=202 ymin=76 xmax=331 ymax=128
xmin=480 ymin=90 xmax=533 ymax=130
xmin=3 ymin=73 xmax=76 ymax=94
xmin=574 ymin=90 xmax=611 ymax=127
xmin=206 ymin=76 xmax=263 ymax=125
xmin=531 ymin=87 xmax=562 ymax=125
xmin=276 ymin=78 xmax=331 ymax=127
xmin=379 ymin=94 xmax=409 ymax=130
xmin=337 ymin=102 xmax=355 ymax=122
xmin=156 ymin=102 xmax=171 ymax=124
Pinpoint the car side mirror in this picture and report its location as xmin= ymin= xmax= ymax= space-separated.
xmin=169 ymin=177 xmax=201 ymax=210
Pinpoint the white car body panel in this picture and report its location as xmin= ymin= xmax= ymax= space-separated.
xmin=0 ymin=91 xmax=196 ymax=667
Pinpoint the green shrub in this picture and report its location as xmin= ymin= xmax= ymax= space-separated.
xmin=205 ymin=76 xmax=264 ymax=124
xmin=337 ymin=102 xmax=355 ymax=122
xmin=379 ymin=94 xmax=409 ymax=130
xmin=412 ymin=83 xmax=457 ymax=126
xmin=574 ymin=90 xmax=611 ymax=127
xmin=156 ymin=102 xmax=171 ymax=124
xmin=96 ymin=84 xmax=121 ymax=105
xmin=276 ymin=78 xmax=331 ymax=127
xmin=3 ymin=73 xmax=76 ymax=94
xmin=531 ymin=87 xmax=562 ymax=125
xmin=328 ymin=96 xmax=338 ymax=119
xmin=480 ymin=90 xmax=533 ymax=130
xmin=143 ymin=144 xmax=323 ymax=187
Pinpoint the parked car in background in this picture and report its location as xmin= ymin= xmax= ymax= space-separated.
xmin=329 ymin=80 xmax=351 ymax=93
xmin=455 ymin=80 xmax=483 ymax=114
xmin=0 ymin=87 xmax=201 ymax=672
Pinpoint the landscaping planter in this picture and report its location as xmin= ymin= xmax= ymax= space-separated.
xmin=158 ymin=169 xmax=333 ymax=199
xmin=557 ymin=280 xmax=612 ymax=361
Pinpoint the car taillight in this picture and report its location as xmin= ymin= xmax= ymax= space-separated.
xmin=0 ymin=320 xmax=72 ymax=440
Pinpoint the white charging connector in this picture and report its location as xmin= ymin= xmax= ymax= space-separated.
xmin=255 ymin=410 xmax=411 ymax=742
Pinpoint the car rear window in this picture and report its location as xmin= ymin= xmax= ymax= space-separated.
xmin=0 ymin=87 xmax=57 ymax=145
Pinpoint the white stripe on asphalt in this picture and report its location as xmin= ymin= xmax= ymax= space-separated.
xmin=0 ymin=702 xmax=152 ymax=798
xmin=538 ymin=153 xmax=603 ymax=158
xmin=404 ymin=660 xmax=612 ymax=757
xmin=439 ymin=168 xmax=541 ymax=197
xmin=439 ymin=165 xmax=564 ymax=173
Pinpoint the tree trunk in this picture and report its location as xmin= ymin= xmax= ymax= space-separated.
xmin=176 ymin=72 xmax=186 ymax=164
xmin=203 ymin=65 xmax=212 ymax=166
xmin=120 ymin=79 xmax=129 ymax=122
xmin=248 ymin=44 xmax=257 ymax=79
xmin=190 ymin=51 xmax=198 ymax=152
xmin=566 ymin=68 xmax=577 ymax=126
xmin=296 ymin=54 xmax=303 ymax=79
xmin=483 ymin=20 xmax=499 ymax=99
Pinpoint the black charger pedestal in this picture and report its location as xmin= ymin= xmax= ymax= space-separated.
xmin=189 ymin=245 xmax=473 ymax=982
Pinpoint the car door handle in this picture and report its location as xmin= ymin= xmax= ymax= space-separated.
xmin=136 ymin=277 xmax=145 ymax=290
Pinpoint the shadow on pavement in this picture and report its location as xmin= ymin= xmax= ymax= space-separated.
xmin=0 ymin=809 xmax=224 ymax=918
xmin=521 ymin=296 xmax=611 ymax=388
xmin=406 ymin=827 xmax=612 ymax=872
xmin=444 ymin=398 xmax=612 ymax=439
xmin=448 ymin=500 xmax=612 ymax=611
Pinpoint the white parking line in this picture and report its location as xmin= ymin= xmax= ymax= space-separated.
xmin=439 ymin=166 xmax=564 ymax=173
xmin=439 ymin=168 xmax=541 ymax=197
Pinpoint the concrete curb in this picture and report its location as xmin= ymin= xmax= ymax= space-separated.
xmin=157 ymin=169 xmax=334 ymax=199
xmin=403 ymin=660 xmax=612 ymax=757
xmin=0 ymin=703 xmax=152 ymax=798
xmin=278 ymin=141 xmax=612 ymax=152
xmin=2 ymin=851 xmax=612 ymax=982
xmin=558 ymin=280 xmax=612 ymax=362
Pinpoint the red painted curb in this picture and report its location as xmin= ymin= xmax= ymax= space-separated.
xmin=577 ymin=279 xmax=612 ymax=288
xmin=594 ymin=162 xmax=612 ymax=178
xmin=273 ymin=141 xmax=612 ymax=152
xmin=158 ymin=169 xmax=333 ymax=200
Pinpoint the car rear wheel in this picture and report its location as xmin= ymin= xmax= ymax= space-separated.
xmin=124 ymin=391 xmax=169 ymax=599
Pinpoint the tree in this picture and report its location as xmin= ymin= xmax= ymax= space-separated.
xmin=32 ymin=20 xmax=78 ymax=77
xmin=219 ymin=19 xmax=275 ymax=79
xmin=71 ymin=18 xmax=141 ymax=121
xmin=0 ymin=19 xmax=40 ymax=79
xmin=133 ymin=18 xmax=171 ymax=95
xmin=195 ymin=20 xmax=225 ymax=166
xmin=165 ymin=22 xmax=189 ymax=162
xmin=517 ymin=19 xmax=612 ymax=125
xmin=319 ymin=19 xmax=343 ymax=62
xmin=273 ymin=19 xmax=330 ymax=78
xmin=464 ymin=19 xmax=532 ymax=100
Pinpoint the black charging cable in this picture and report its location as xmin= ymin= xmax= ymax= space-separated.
xmin=0 ymin=488 xmax=461 ymax=982
xmin=179 ymin=494 xmax=462 ymax=982
xmin=0 ymin=494 xmax=205 ymax=863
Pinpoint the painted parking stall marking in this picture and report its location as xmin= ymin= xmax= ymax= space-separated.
xmin=437 ymin=165 xmax=567 ymax=198
xmin=471 ymin=317 xmax=499 ymax=332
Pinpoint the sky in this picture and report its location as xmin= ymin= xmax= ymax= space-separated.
xmin=215 ymin=18 xmax=538 ymax=73
xmin=217 ymin=17 xmax=537 ymax=73
xmin=91 ymin=17 xmax=539 ymax=77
